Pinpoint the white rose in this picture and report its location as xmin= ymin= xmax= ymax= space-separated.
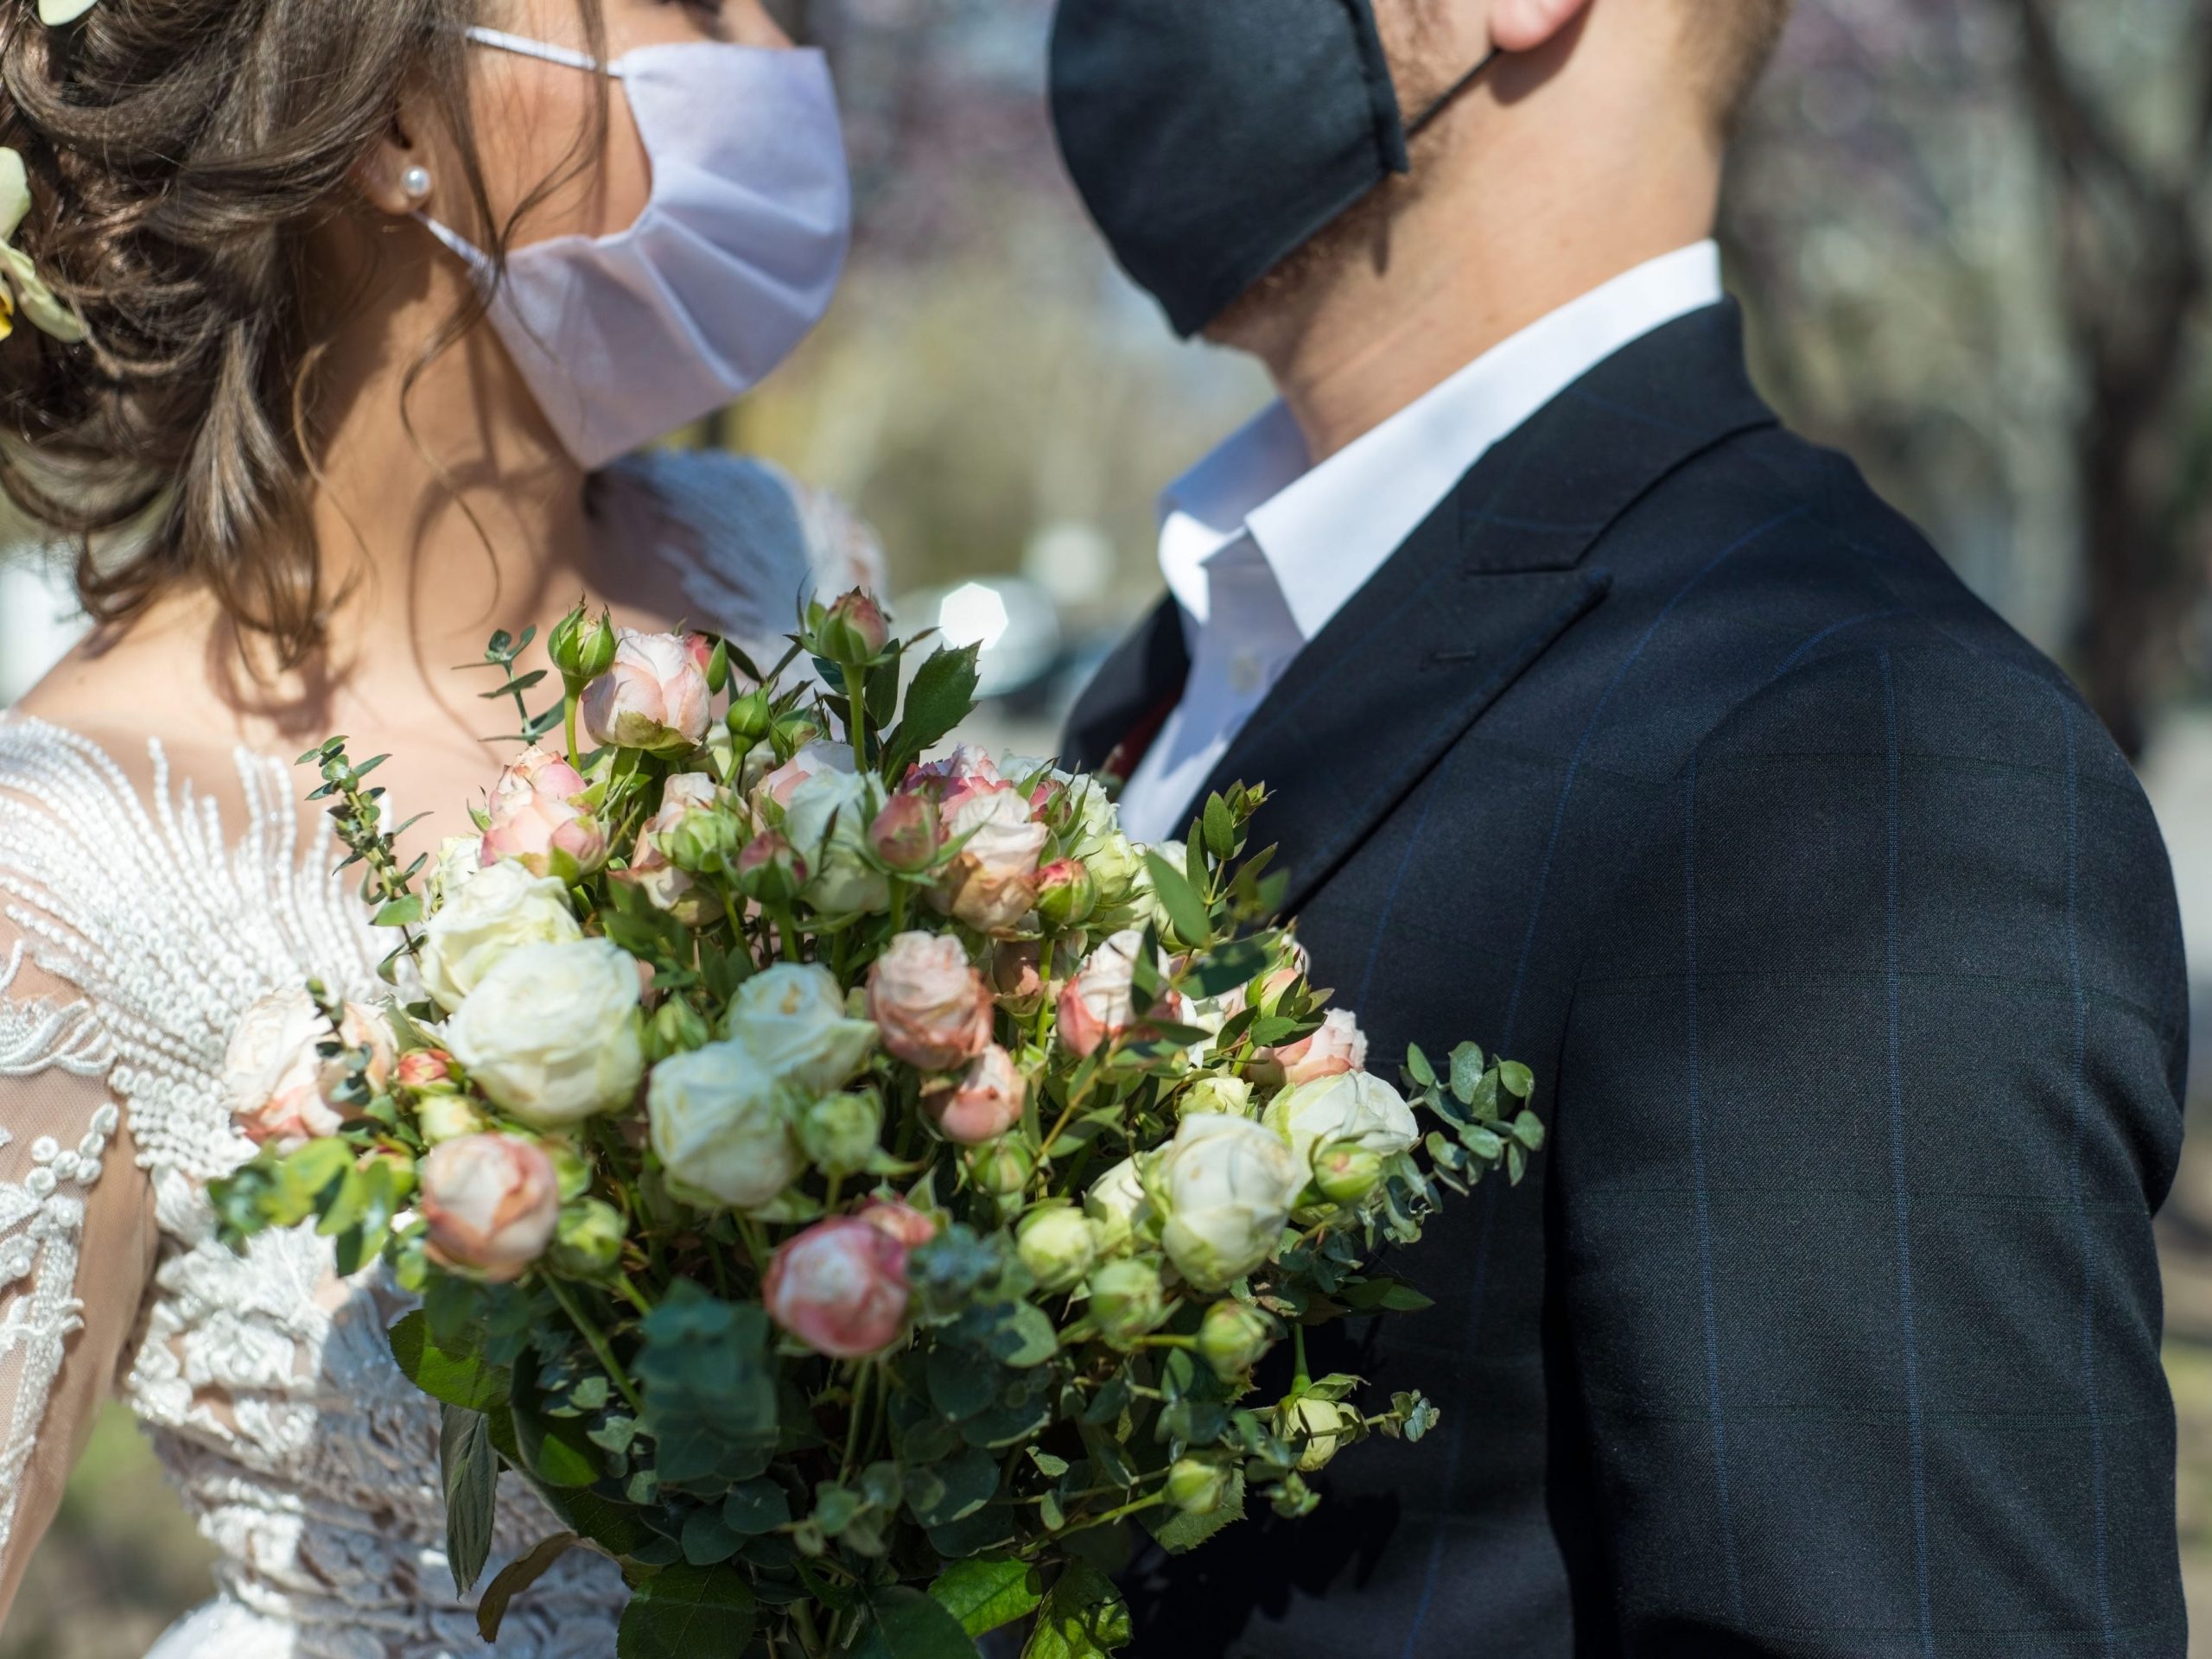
xmin=425 ymin=834 xmax=486 ymax=915
xmin=1262 ymin=1070 xmax=1420 ymax=1173
xmin=781 ymin=768 xmax=892 ymax=916
xmin=724 ymin=963 xmax=880 ymax=1095
xmin=648 ymin=1041 xmax=803 ymax=1211
xmin=1181 ymin=1076 xmax=1254 ymax=1117
xmin=1154 ymin=1113 xmax=1305 ymax=1293
xmin=1084 ymin=1154 xmax=1152 ymax=1255
xmin=224 ymin=988 xmax=394 ymax=1153
xmin=445 ymin=939 xmax=644 ymax=1127
xmin=420 ymin=858 xmax=582 ymax=1013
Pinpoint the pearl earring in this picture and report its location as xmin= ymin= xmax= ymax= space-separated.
xmin=401 ymin=165 xmax=433 ymax=204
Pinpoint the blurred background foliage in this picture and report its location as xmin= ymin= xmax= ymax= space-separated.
xmin=6 ymin=0 xmax=2212 ymax=1649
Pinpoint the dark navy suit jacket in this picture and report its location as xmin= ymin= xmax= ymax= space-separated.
xmin=1060 ymin=304 xmax=2190 ymax=1657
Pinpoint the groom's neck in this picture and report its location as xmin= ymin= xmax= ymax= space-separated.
xmin=1211 ymin=21 xmax=1725 ymax=465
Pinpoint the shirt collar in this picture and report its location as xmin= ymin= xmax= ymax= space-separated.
xmin=1158 ymin=239 xmax=1727 ymax=639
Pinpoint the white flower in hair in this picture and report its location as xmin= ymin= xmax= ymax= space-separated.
xmin=0 ymin=148 xmax=86 ymax=343
xmin=39 ymin=0 xmax=99 ymax=24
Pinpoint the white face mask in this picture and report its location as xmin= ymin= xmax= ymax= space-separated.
xmin=423 ymin=27 xmax=852 ymax=470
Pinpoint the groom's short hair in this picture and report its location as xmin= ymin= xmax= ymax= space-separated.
xmin=1700 ymin=0 xmax=1796 ymax=137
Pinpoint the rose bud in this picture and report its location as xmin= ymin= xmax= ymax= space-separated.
xmin=966 ymin=1136 xmax=1035 ymax=1198
xmin=1217 ymin=938 xmax=1311 ymax=1022
xmin=223 ymin=989 xmax=394 ymax=1154
xmin=688 ymin=632 xmax=733 ymax=694
xmin=735 ymin=830 xmax=807 ymax=906
xmin=727 ymin=686 xmax=774 ymax=746
xmin=1262 ymin=1071 xmax=1419 ymax=1175
xmin=1180 ymin=1076 xmax=1254 ymax=1118
xmin=1016 ymin=1204 xmax=1098 ymax=1294
xmin=931 ymin=790 xmax=1049 ymax=934
xmin=416 ymin=1092 xmax=491 ymax=1147
xmin=929 ymin=1044 xmax=1027 ymax=1145
xmin=868 ymin=792 xmax=942 ymax=874
xmin=479 ymin=746 xmax=607 ymax=880
xmin=866 ymin=931 xmax=995 ymax=1071
xmin=418 ymin=1134 xmax=561 ymax=1283
xmin=397 ymin=1048 xmax=453 ymax=1090
xmin=764 ymin=1216 xmax=912 ymax=1359
xmin=986 ymin=940 xmax=1045 ymax=1017
xmin=1166 ymin=1459 xmax=1232 ymax=1516
xmin=1086 ymin=1256 xmax=1167 ymax=1350
xmin=817 ymin=588 xmax=891 ymax=664
xmin=550 ymin=1197 xmax=626 ymax=1278
xmin=548 ymin=601 xmax=619 ymax=692
xmin=1084 ymin=1156 xmax=1152 ymax=1255
xmin=1313 ymin=1142 xmax=1385 ymax=1205
xmin=1154 ymin=1113 xmax=1306 ymax=1294
xmin=582 ymin=627 xmax=713 ymax=753
xmin=800 ymin=1090 xmax=886 ymax=1179
xmin=900 ymin=746 xmax=1006 ymax=818
xmin=1271 ymin=1008 xmax=1368 ymax=1088
xmin=647 ymin=995 xmax=713 ymax=1062
xmin=1276 ymin=1395 xmax=1362 ymax=1473
xmin=1033 ymin=858 xmax=1097 ymax=930
xmin=857 ymin=1196 xmax=938 ymax=1252
xmin=613 ymin=772 xmax=723 ymax=927
xmin=1196 ymin=1298 xmax=1276 ymax=1381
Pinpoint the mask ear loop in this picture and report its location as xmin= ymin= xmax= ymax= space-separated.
xmin=1406 ymin=45 xmax=1502 ymax=139
xmin=462 ymin=24 xmax=626 ymax=79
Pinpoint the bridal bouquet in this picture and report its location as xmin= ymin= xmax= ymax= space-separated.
xmin=209 ymin=593 xmax=1541 ymax=1658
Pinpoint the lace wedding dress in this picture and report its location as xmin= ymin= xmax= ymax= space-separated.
xmin=0 ymin=453 xmax=881 ymax=1657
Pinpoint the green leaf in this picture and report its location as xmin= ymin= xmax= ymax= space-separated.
xmin=928 ymin=1554 xmax=1044 ymax=1637
xmin=439 ymin=1403 xmax=499 ymax=1597
xmin=1405 ymin=1044 xmax=1436 ymax=1089
xmin=990 ymin=1302 xmax=1059 ymax=1370
xmin=1336 ymin=1277 xmax=1436 ymax=1313
xmin=1180 ymin=937 xmax=1271 ymax=1001
xmin=884 ymin=645 xmax=982 ymax=775
xmin=1201 ymin=793 xmax=1236 ymax=861
xmin=853 ymin=1585 xmax=982 ymax=1659
xmin=909 ymin=1443 xmax=1000 ymax=1527
xmin=526 ymin=1479 xmax=654 ymax=1557
xmin=389 ymin=1310 xmax=513 ymax=1412
xmin=681 ymin=1507 xmax=747 ymax=1567
xmin=373 ymin=893 xmax=424 ymax=929
xmin=927 ymin=1344 xmax=1000 ymax=1421
xmin=636 ymin=1281 xmax=780 ymax=1491
xmin=1139 ymin=1466 xmax=1245 ymax=1554
xmin=1510 ymin=1109 xmax=1545 ymax=1151
xmin=722 ymin=1478 xmax=791 ymax=1535
xmin=1498 ymin=1060 xmax=1535 ymax=1099
xmin=1448 ymin=1043 xmax=1487 ymax=1107
xmin=616 ymin=1564 xmax=758 ymax=1659
xmin=475 ymin=1532 xmax=578 ymax=1641
xmin=1141 ymin=851 xmax=1211 ymax=948
xmin=1022 ymin=1560 xmax=1133 ymax=1658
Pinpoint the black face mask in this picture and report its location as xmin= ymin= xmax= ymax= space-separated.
xmin=1048 ymin=0 xmax=1497 ymax=338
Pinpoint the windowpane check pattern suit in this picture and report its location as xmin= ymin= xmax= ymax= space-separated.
xmin=1061 ymin=304 xmax=2190 ymax=1658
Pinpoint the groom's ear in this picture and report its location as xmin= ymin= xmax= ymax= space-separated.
xmin=1485 ymin=0 xmax=1596 ymax=54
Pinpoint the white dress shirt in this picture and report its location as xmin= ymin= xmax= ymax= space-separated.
xmin=1116 ymin=240 xmax=1727 ymax=845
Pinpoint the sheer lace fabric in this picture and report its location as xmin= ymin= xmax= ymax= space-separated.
xmin=0 ymin=454 xmax=881 ymax=1656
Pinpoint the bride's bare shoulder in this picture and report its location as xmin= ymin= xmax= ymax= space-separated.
xmin=6 ymin=597 xmax=257 ymax=776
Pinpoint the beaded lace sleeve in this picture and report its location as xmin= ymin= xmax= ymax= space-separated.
xmin=0 ymin=721 xmax=372 ymax=1618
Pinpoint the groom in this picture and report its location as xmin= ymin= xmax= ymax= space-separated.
xmin=1052 ymin=1 xmax=2190 ymax=1655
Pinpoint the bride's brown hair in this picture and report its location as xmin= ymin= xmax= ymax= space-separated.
xmin=0 ymin=0 xmax=607 ymax=667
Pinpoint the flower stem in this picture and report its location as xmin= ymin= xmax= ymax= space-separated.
xmin=847 ymin=664 xmax=868 ymax=771
xmin=1294 ymin=1324 xmax=1311 ymax=1392
xmin=563 ymin=692 xmax=582 ymax=772
xmin=545 ymin=1275 xmax=645 ymax=1414
xmin=840 ymin=1361 xmax=873 ymax=1482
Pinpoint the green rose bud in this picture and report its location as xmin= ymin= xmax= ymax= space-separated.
xmin=1196 ymin=1298 xmax=1276 ymax=1381
xmin=664 ymin=808 xmax=738 ymax=877
xmin=727 ymin=687 xmax=774 ymax=746
xmin=550 ymin=1198 xmax=626 ymax=1277
xmin=649 ymin=996 xmax=713 ymax=1062
xmin=1181 ymin=1076 xmax=1254 ymax=1118
xmin=816 ymin=588 xmax=891 ymax=666
xmin=701 ymin=637 xmax=732 ymax=695
xmin=1275 ymin=1395 xmax=1360 ymax=1473
xmin=1165 ymin=1458 xmax=1231 ymax=1516
xmin=799 ymin=1090 xmax=884 ymax=1179
xmin=1016 ymin=1204 xmax=1098 ymax=1294
xmin=1312 ymin=1141 xmax=1384 ymax=1205
xmin=548 ymin=602 xmax=619 ymax=693
xmin=773 ymin=712 xmax=823 ymax=756
xmin=735 ymin=830 xmax=807 ymax=906
xmin=1087 ymin=1256 xmax=1167 ymax=1350
xmin=416 ymin=1091 xmax=490 ymax=1147
xmin=1033 ymin=857 xmax=1098 ymax=930
xmin=545 ymin=1140 xmax=594 ymax=1201
xmin=966 ymin=1137 xmax=1035 ymax=1198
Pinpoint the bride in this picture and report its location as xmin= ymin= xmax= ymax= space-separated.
xmin=0 ymin=0 xmax=874 ymax=1650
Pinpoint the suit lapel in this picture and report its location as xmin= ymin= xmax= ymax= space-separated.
xmin=1198 ymin=302 xmax=1779 ymax=912
xmin=1060 ymin=594 xmax=1190 ymax=777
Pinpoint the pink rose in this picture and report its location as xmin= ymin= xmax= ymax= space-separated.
xmin=764 ymin=1216 xmax=912 ymax=1358
xmin=819 ymin=588 xmax=891 ymax=661
xmin=987 ymin=939 xmax=1044 ymax=1007
xmin=931 ymin=790 xmax=1049 ymax=934
xmin=759 ymin=741 xmax=855 ymax=812
xmin=480 ymin=746 xmax=607 ymax=878
xmin=1269 ymin=1008 xmax=1368 ymax=1086
xmin=857 ymin=1196 xmax=939 ymax=1252
xmin=224 ymin=988 xmax=394 ymax=1153
xmin=901 ymin=747 xmax=1007 ymax=820
xmin=868 ymin=791 xmax=942 ymax=874
xmin=616 ymin=772 xmax=721 ymax=925
xmin=929 ymin=1043 xmax=1027 ymax=1144
xmin=418 ymin=1133 xmax=560 ymax=1283
xmin=867 ymin=931 xmax=995 ymax=1071
xmin=1218 ymin=939 xmax=1311 ymax=1022
xmin=397 ymin=1048 xmax=453 ymax=1090
xmin=1058 ymin=930 xmax=1179 ymax=1059
xmin=582 ymin=629 xmax=712 ymax=753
